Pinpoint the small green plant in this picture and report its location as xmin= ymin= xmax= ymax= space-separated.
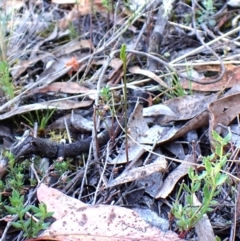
xmin=165 ymin=73 xmax=186 ymax=98
xmin=101 ymin=0 xmax=112 ymax=10
xmin=120 ymin=43 xmax=129 ymax=162
xmin=171 ymin=130 xmax=230 ymax=238
xmin=0 ymin=61 xmax=14 ymax=99
xmin=22 ymin=108 xmax=56 ymax=136
xmin=0 ymin=11 xmax=9 ymax=62
xmin=48 ymin=130 xmax=68 ymax=142
xmin=171 ymin=74 xmax=186 ymax=97
xmin=68 ymin=22 xmax=78 ymax=40
xmin=202 ymin=0 xmax=215 ymax=14
xmin=4 ymin=189 xmax=53 ymax=238
xmin=197 ymin=0 xmax=216 ymax=27
xmin=100 ymin=86 xmax=111 ymax=103
xmin=54 ymin=160 xmax=72 ymax=176
xmin=5 ymin=151 xmax=27 ymax=191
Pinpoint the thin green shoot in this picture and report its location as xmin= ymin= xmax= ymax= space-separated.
xmin=120 ymin=44 xmax=129 ymax=163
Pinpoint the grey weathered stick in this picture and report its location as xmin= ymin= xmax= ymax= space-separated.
xmin=147 ymin=3 xmax=174 ymax=70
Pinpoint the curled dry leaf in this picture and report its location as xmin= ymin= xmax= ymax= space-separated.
xmin=37 ymin=184 xmax=183 ymax=241
xmin=155 ymin=155 xmax=195 ymax=199
xmin=128 ymin=66 xmax=169 ymax=88
xmin=180 ymin=65 xmax=240 ymax=91
xmin=139 ymin=110 xmax=209 ymax=146
xmin=160 ymin=93 xmax=218 ymax=124
xmin=107 ymin=156 xmax=167 ymax=187
xmin=195 ymin=214 xmax=216 ymax=241
xmin=0 ymin=100 xmax=93 ymax=120
xmin=110 ymin=103 xmax=150 ymax=164
xmin=208 ymin=92 xmax=240 ymax=144
xmin=95 ymin=58 xmax=123 ymax=80
xmin=143 ymin=104 xmax=176 ymax=117
xmin=28 ymin=82 xmax=97 ymax=100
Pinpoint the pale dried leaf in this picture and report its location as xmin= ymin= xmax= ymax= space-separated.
xmin=54 ymin=39 xmax=94 ymax=58
xmin=37 ymin=184 xmax=87 ymax=220
xmin=139 ymin=110 xmax=209 ymax=145
xmin=110 ymin=103 xmax=150 ymax=164
xmin=95 ymin=58 xmax=123 ymax=80
xmin=195 ymin=214 xmax=215 ymax=241
xmin=160 ymin=93 xmax=218 ymax=124
xmin=138 ymin=125 xmax=180 ymax=145
xmin=31 ymin=82 xmax=97 ymax=100
xmin=208 ymin=92 xmax=240 ymax=140
xmin=143 ymin=104 xmax=176 ymax=117
xmin=128 ymin=103 xmax=149 ymax=144
xmin=109 ymin=144 xmax=152 ymax=164
xmin=180 ymin=65 xmax=240 ymax=91
xmin=0 ymin=100 xmax=93 ymax=120
xmin=128 ymin=66 xmax=169 ymax=88
xmin=155 ymin=155 xmax=194 ymax=199
xmin=37 ymin=184 xmax=183 ymax=241
xmin=108 ymin=156 xmax=167 ymax=187
xmin=71 ymin=111 xmax=93 ymax=132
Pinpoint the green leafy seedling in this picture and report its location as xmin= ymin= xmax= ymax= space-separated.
xmin=5 ymin=190 xmax=53 ymax=238
xmin=0 ymin=61 xmax=14 ymax=99
xmin=120 ymin=44 xmax=129 ymax=163
xmin=171 ymin=130 xmax=230 ymax=238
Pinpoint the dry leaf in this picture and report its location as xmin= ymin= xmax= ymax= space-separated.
xmin=29 ymin=82 xmax=97 ymax=100
xmin=37 ymin=184 xmax=183 ymax=241
xmin=109 ymin=144 xmax=152 ymax=164
xmin=208 ymin=92 xmax=240 ymax=141
xmin=155 ymin=155 xmax=194 ymax=199
xmin=95 ymin=58 xmax=123 ymax=80
xmin=143 ymin=104 xmax=176 ymax=117
xmin=160 ymin=93 xmax=218 ymax=124
xmin=107 ymin=156 xmax=167 ymax=187
xmin=138 ymin=125 xmax=180 ymax=145
xmin=110 ymin=103 xmax=150 ymax=164
xmin=195 ymin=214 xmax=216 ymax=241
xmin=128 ymin=66 xmax=169 ymax=88
xmin=192 ymin=194 xmax=215 ymax=241
xmin=0 ymin=100 xmax=93 ymax=120
xmin=180 ymin=65 xmax=240 ymax=91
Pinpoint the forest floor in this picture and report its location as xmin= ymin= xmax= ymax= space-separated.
xmin=0 ymin=0 xmax=240 ymax=240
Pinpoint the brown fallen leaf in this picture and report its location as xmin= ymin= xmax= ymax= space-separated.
xmin=155 ymin=155 xmax=195 ymax=199
xmin=167 ymin=110 xmax=210 ymax=142
xmin=128 ymin=66 xmax=169 ymax=88
xmin=160 ymin=93 xmax=218 ymax=124
xmin=180 ymin=65 xmax=240 ymax=91
xmin=28 ymin=82 xmax=97 ymax=100
xmin=58 ymin=3 xmax=106 ymax=30
xmin=110 ymin=103 xmax=150 ymax=164
xmin=139 ymin=110 xmax=209 ymax=146
xmin=195 ymin=214 xmax=216 ymax=241
xmin=37 ymin=184 xmax=183 ymax=241
xmin=107 ymin=156 xmax=167 ymax=187
xmin=95 ymin=58 xmax=123 ymax=80
xmin=0 ymin=100 xmax=93 ymax=120
xmin=208 ymin=92 xmax=240 ymax=145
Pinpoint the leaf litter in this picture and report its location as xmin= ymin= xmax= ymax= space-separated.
xmin=1 ymin=0 xmax=240 ymax=241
